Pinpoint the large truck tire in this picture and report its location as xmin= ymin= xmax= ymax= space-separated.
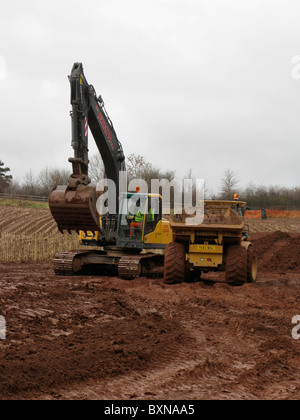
xmin=225 ymin=245 xmax=247 ymax=286
xmin=164 ymin=243 xmax=186 ymax=285
xmin=247 ymin=245 xmax=258 ymax=283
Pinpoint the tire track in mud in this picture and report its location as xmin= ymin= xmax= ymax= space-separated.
xmin=43 ymin=316 xmax=224 ymax=401
xmin=43 ymin=310 xmax=261 ymax=400
xmin=44 ymin=281 xmax=257 ymax=400
xmin=103 ymin=277 xmax=300 ymax=400
xmin=50 ymin=342 xmax=201 ymax=400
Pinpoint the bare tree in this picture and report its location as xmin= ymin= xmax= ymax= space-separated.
xmin=22 ymin=170 xmax=37 ymax=196
xmin=126 ymin=154 xmax=153 ymax=182
xmin=16 ymin=167 xmax=70 ymax=196
xmin=38 ymin=167 xmax=70 ymax=195
xmin=88 ymin=154 xmax=105 ymax=185
xmin=220 ymin=169 xmax=239 ymax=200
xmin=129 ymin=154 xmax=175 ymax=181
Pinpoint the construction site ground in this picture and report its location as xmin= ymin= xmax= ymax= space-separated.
xmin=1 ymin=215 xmax=300 ymax=399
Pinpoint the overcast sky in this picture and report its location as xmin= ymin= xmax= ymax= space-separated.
xmin=0 ymin=0 xmax=300 ymax=196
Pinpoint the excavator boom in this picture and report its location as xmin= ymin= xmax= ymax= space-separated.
xmin=49 ymin=63 xmax=125 ymax=234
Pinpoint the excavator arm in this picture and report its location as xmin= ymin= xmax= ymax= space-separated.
xmin=49 ymin=63 xmax=125 ymax=234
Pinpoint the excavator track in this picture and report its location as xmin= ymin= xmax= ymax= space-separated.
xmin=118 ymin=256 xmax=143 ymax=279
xmin=54 ymin=250 xmax=164 ymax=278
xmin=53 ymin=250 xmax=90 ymax=276
xmin=118 ymin=254 xmax=164 ymax=280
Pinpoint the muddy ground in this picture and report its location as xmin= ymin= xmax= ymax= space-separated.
xmin=0 ymin=231 xmax=300 ymax=400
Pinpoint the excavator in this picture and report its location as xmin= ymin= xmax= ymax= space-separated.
xmin=49 ymin=63 xmax=172 ymax=278
xmin=50 ymin=63 xmax=258 ymax=285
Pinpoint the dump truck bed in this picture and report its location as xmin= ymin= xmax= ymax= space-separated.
xmin=169 ymin=201 xmax=245 ymax=233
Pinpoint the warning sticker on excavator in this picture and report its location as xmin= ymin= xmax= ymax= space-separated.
xmin=95 ymin=104 xmax=115 ymax=150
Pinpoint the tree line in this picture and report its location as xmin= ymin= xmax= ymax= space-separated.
xmin=0 ymin=154 xmax=176 ymax=198
xmin=1 ymin=158 xmax=300 ymax=210
xmin=213 ymin=169 xmax=300 ymax=210
xmin=1 ymin=166 xmax=70 ymax=197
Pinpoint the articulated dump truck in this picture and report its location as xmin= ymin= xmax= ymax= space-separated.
xmin=164 ymin=200 xmax=258 ymax=286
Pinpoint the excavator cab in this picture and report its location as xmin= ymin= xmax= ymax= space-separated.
xmin=76 ymin=192 xmax=170 ymax=250
xmin=117 ymin=193 xmax=162 ymax=248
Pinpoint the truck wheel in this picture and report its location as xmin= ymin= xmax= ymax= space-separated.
xmin=247 ymin=246 xmax=258 ymax=283
xmin=225 ymin=245 xmax=247 ymax=286
xmin=164 ymin=243 xmax=186 ymax=284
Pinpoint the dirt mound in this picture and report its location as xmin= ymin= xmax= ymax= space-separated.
xmin=251 ymin=231 xmax=300 ymax=273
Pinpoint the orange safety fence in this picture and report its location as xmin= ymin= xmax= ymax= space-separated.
xmin=266 ymin=210 xmax=300 ymax=218
xmin=245 ymin=210 xmax=262 ymax=219
xmin=245 ymin=210 xmax=300 ymax=219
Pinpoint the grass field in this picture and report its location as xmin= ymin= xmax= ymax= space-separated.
xmin=0 ymin=198 xmax=49 ymax=209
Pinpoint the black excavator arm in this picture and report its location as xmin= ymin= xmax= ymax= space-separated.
xmin=68 ymin=63 xmax=125 ymax=189
xmin=49 ymin=63 xmax=126 ymax=235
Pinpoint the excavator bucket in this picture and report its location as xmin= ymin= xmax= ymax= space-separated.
xmin=49 ymin=184 xmax=100 ymax=233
